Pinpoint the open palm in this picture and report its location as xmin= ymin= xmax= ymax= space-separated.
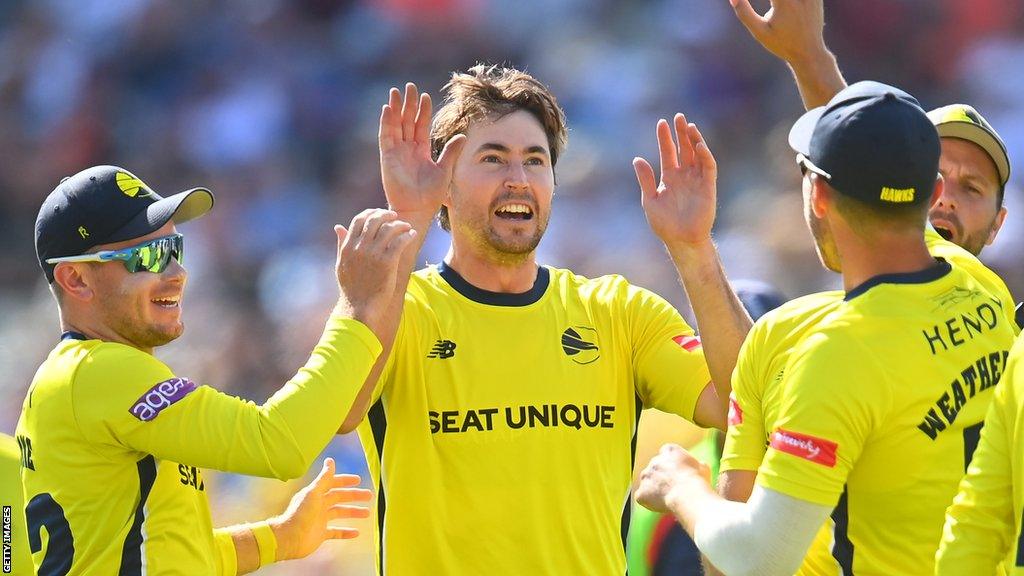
xmin=379 ymin=83 xmax=465 ymax=215
xmin=633 ymin=114 xmax=718 ymax=246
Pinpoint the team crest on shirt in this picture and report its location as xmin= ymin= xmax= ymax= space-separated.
xmin=561 ymin=326 xmax=600 ymax=365
xmin=129 ymin=377 xmax=197 ymax=421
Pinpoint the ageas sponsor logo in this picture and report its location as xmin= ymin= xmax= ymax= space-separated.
xmin=672 ymin=334 xmax=702 ymax=352
xmin=728 ymin=396 xmax=743 ymax=425
xmin=769 ymin=428 xmax=838 ymax=467
xmin=129 ymin=377 xmax=197 ymax=422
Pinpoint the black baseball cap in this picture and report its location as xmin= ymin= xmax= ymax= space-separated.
xmin=35 ymin=165 xmax=214 ymax=282
xmin=789 ymin=81 xmax=941 ymax=207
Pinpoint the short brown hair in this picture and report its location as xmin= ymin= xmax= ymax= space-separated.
xmin=431 ymin=64 xmax=568 ymax=231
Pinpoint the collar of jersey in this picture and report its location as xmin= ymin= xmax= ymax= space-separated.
xmin=844 ymin=258 xmax=952 ymax=301
xmin=61 ymin=331 xmax=89 ymax=341
xmin=437 ymin=261 xmax=550 ymax=307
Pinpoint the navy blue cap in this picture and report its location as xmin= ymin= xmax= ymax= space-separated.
xmin=35 ymin=165 xmax=214 ymax=282
xmin=789 ymin=81 xmax=940 ymax=207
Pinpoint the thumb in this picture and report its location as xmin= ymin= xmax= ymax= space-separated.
xmin=314 ymin=458 xmax=336 ymax=489
xmin=334 ymin=225 xmax=348 ymax=249
xmin=730 ymin=0 xmax=768 ymax=36
xmin=632 ymin=157 xmax=658 ymax=205
xmin=437 ymin=134 xmax=468 ymax=177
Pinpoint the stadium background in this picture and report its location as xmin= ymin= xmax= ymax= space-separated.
xmin=1 ymin=0 xmax=1023 ymax=573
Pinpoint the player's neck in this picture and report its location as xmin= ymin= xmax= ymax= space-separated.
xmin=836 ymin=230 xmax=936 ymax=293
xmin=444 ymin=246 xmax=539 ymax=293
xmin=59 ymin=311 xmax=155 ymax=354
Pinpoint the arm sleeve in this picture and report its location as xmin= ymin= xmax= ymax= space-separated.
xmin=720 ymin=322 xmax=768 ymax=473
xmin=629 ymin=284 xmax=712 ymax=422
xmin=935 ymin=344 xmax=1020 ymax=573
xmin=693 ymin=485 xmax=832 ymax=576
xmin=73 ymin=315 xmax=382 ymax=480
xmin=756 ymin=331 xmax=883 ymax=506
xmin=213 ymin=529 xmax=237 ymax=576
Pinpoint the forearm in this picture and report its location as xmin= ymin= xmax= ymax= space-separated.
xmin=670 ymin=486 xmax=828 ymax=576
xmin=788 ymin=48 xmax=847 ymax=110
xmin=666 ymin=239 xmax=753 ymax=407
xmin=339 ymin=210 xmax=431 ymax=432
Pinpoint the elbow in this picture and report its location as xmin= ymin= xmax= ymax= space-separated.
xmin=272 ymin=450 xmax=313 ymax=481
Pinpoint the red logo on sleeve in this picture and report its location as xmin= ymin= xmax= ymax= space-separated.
xmin=672 ymin=335 xmax=702 ymax=352
xmin=728 ymin=396 xmax=743 ymax=425
xmin=769 ymin=429 xmax=838 ymax=467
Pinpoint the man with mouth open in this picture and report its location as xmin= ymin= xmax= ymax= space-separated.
xmin=335 ymin=65 xmax=752 ymax=575
xmin=17 ymin=165 xmax=415 ymax=574
xmin=728 ymin=0 xmax=1012 ymax=258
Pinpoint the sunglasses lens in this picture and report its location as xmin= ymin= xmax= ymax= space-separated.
xmin=123 ymin=235 xmax=184 ymax=273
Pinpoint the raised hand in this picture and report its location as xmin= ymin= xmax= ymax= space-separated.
xmin=729 ymin=0 xmax=826 ymax=65
xmin=379 ymin=83 xmax=466 ymax=217
xmin=335 ymin=208 xmax=416 ymax=335
xmin=633 ymin=114 xmax=718 ymax=248
xmin=270 ymin=458 xmax=373 ymax=561
xmin=635 ymin=444 xmax=711 ymax=514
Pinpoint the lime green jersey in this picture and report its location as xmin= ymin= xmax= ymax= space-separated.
xmin=358 ymin=263 xmax=712 ymax=575
xmin=16 ymin=316 xmax=380 ymax=575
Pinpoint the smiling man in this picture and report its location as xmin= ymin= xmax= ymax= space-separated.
xmin=17 ymin=166 xmax=413 ymax=574
xmin=335 ymin=65 xmax=752 ymax=575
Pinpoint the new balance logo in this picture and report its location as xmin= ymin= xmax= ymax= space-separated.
xmin=428 ymin=339 xmax=457 ymax=359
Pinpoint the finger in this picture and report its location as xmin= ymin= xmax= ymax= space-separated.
xmin=656 ymin=119 xmax=678 ymax=176
xmin=326 ymin=527 xmax=360 ymax=540
xmin=385 ymin=228 xmax=417 ymax=256
xmin=326 ymin=474 xmax=363 ymax=489
xmin=346 ymin=212 xmax=369 ymax=246
xmin=674 ymin=113 xmax=694 ymax=168
xmin=379 ymin=104 xmax=400 ymax=151
xmin=312 ymin=458 xmax=336 ymax=490
xmin=360 ymin=210 xmax=400 ymax=242
xmin=328 ymin=488 xmax=374 ymax=504
xmin=330 ymin=504 xmax=372 ymax=520
xmin=334 ymin=225 xmax=348 ymax=250
xmin=374 ymin=219 xmax=414 ymax=246
xmin=632 ymin=157 xmax=658 ymax=204
xmin=401 ymin=83 xmax=418 ymax=141
xmin=688 ymin=123 xmax=718 ymax=180
xmin=414 ymin=92 xmax=433 ymax=145
xmin=436 ymin=134 xmax=467 ymax=178
xmin=729 ymin=0 xmax=768 ymax=36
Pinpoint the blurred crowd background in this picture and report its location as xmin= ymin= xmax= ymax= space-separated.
xmin=2 ymin=0 xmax=1024 ymax=573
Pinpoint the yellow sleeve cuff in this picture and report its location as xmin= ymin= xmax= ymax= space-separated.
xmin=213 ymin=529 xmax=238 ymax=576
xmin=326 ymin=315 xmax=384 ymax=358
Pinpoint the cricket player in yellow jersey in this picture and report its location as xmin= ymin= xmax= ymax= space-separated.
xmin=716 ymin=229 xmax=1018 ymax=576
xmin=937 ymin=336 xmax=1024 ymax=573
xmin=636 ymin=81 xmax=1017 ymax=575
xmin=333 ymin=66 xmax=753 ymax=575
xmin=17 ymin=165 xmax=414 ymax=574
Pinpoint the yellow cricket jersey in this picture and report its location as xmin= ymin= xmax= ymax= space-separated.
xmin=15 ymin=316 xmax=380 ymax=575
xmin=757 ymin=260 xmax=1016 ymax=575
xmin=2 ymin=433 xmax=32 ymax=575
xmin=720 ymin=228 xmax=1018 ymax=574
xmin=936 ymin=334 xmax=1024 ymax=574
xmin=356 ymin=263 xmax=712 ymax=575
